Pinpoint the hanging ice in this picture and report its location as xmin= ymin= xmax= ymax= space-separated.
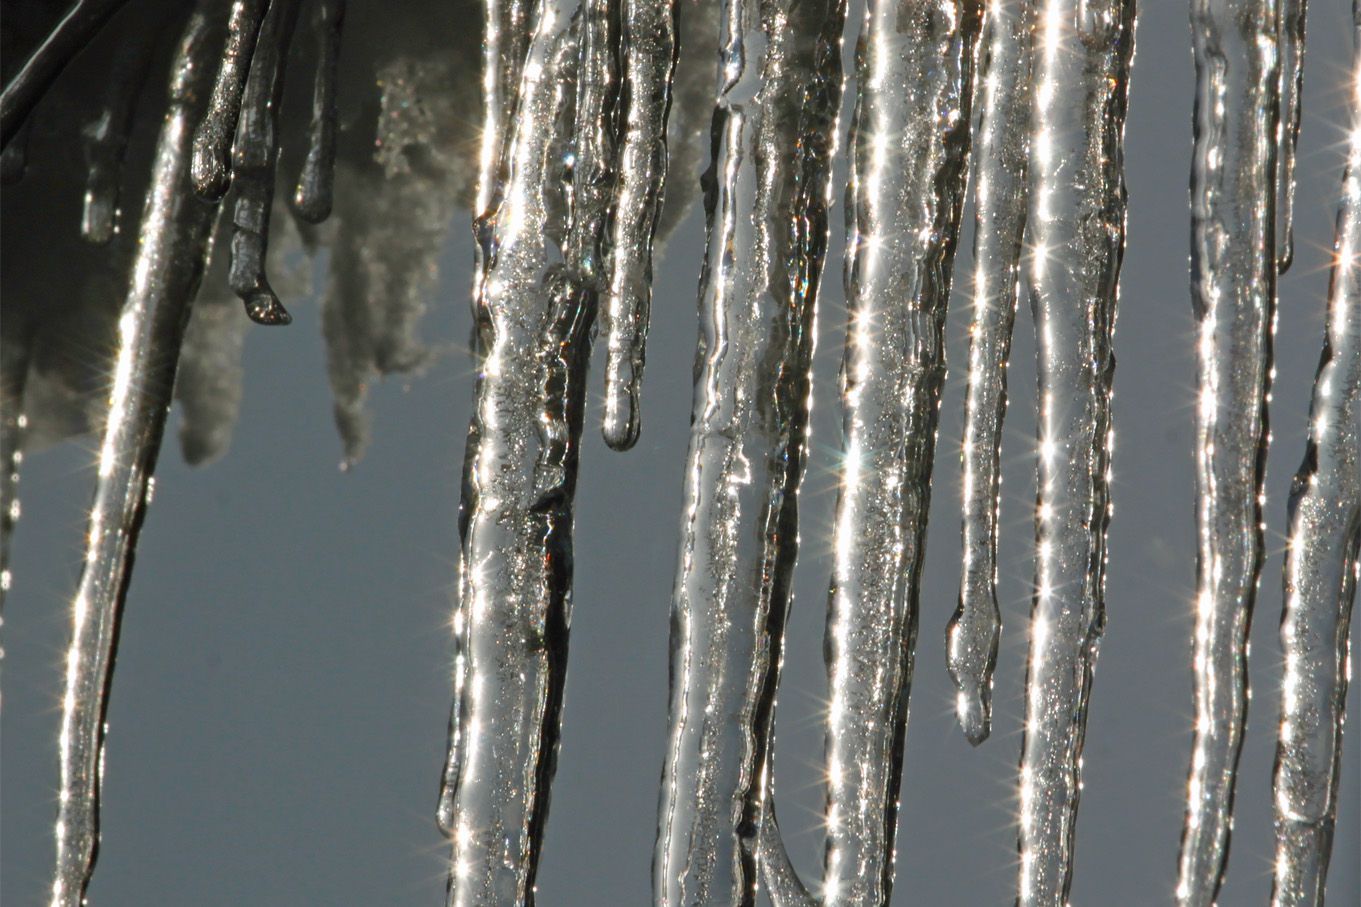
xmin=191 ymin=0 xmax=269 ymax=200
xmin=79 ymin=20 xmax=157 ymax=244
xmin=948 ymin=0 xmax=1035 ymax=746
xmin=1015 ymin=1 xmax=1132 ymax=904
xmin=599 ymin=0 xmax=678 ymax=449
xmin=227 ymin=0 xmax=300 ymax=325
xmin=653 ymin=0 xmax=847 ymax=897
xmin=290 ymin=0 xmax=346 ymax=224
xmin=436 ymin=0 xmax=591 ymax=900
xmin=1177 ymin=2 xmax=1280 ymax=903
xmin=1270 ymin=8 xmax=1361 ymax=903
xmin=51 ymin=8 xmax=222 ymax=905
xmin=759 ymin=3 xmax=982 ymax=905
xmin=1275 ymin=0 xmax=1307 ymax=273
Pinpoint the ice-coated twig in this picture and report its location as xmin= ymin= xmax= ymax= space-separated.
xmin=290 ymin=0 xmax=345 ymax=224
xmin=0 ymin=0 xmax=133 ymax=148
xmin=191 ymin=0 xmax=269 ymax=200
xmin=51 ymin=9 xmax=222 ymax=905
xmin=1177 ymin=2 xmax=1281 ymax=903
xmin=653 ymin=0 xmax=847 ymax=897
xmin=948 ymin=0 xmax=1035 ymax=747
xmin=1270 ymin=10 xmax=1361 ymax=904
xmin=436 ymin=1 xmax=587 ymax=901
xmin=1016 ymin=2 xmax=1132 ymax=904
xmin=599 ymin=0 xmax=678 ymax=450
xmin=80 ymin=19 xmax=159 ymax=244
xmin=227 ymin=0 xmax=300 ymax=325
xmin=1276 ymin=0 xmax=1307 ymax=274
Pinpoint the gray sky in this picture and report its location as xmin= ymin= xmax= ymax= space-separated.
xmin=3 ymin=1 xmax=1359 ymax=904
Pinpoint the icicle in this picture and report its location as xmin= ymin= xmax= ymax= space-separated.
xmin=566 ymin=0 xmax=619 ymax=288
xmin=757 ymin=3 xmax=982 ymax=904
xmin=653 ymin=0 xmax=847 ymax=896
xmin=468 ymin=0 xmax=535 ymax=337
xmin=51 ymin=9 xmax=222 ymax=905
xmin=0 ymin=333 xmax=29 ymax=613
xmin=290 ymin=0 xmax=345 ymax=224
xmin=0 ymin=0 xmax=133 ymax=148
xmin=1177 ymin=2 xmax=1281 ymax=903
xmin=80 ymin=22 xmax=158 ymax=244
xmin=1276 ymin=0 xmax=1307 ymax=274
xmin=191 ymin=0 xmax=270 ymax=201
xmin=1016 ymin=2 xmax=1132 ymax=904
xmin=227 ymin=0 xmax=300 ymax=325
xmin=599 ymin=0 xmax=678 ymax=450
xmin=948 ymin=0 xmax=1035 ymax=747
xmin=437 ymin=2 xmax=587 ymax=901
xmin=1270 ymin=9 xmax=1361 ymax=903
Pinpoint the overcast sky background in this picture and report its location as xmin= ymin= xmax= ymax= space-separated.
xmin=3 ymin=2 xmax=1360 ymax=904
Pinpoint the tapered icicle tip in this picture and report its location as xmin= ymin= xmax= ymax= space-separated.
xmin=243 ymin=291 xmax=291 ymax=325
xmin=959 ymin=686 xmax=991 ymax=746
xmin=601 ymin=377 xmax=640 ymax=451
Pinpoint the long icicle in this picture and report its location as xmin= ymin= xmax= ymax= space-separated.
xmin=761 ymin=3 xmax=983 ymax=905
xmin=191 ymin=0 xmax=269 ymax=201
xmin=1270 ymin=8 xmax=1361 ymax=903
xmin=1177 ymin=2 xmax=1281 ymax=903
xmin=290 ymin=0 xmax=346 ymax=224
xmin=1016 ymin=1 xmax=1133 ymax=904
xmin=80 ymin=18 xmax=159 ymax=244
xmin=1276 ymin=0 xmax=1307 ymax=273
xmin=599 ymin=0 xmax=678 ymax=450
xmin=436 ymin=0 xmax=588 ymax=901
xmin=227 ymin=0 xmax=301 ymax=325
xmin=948 ymin=0 xmax=1035 ymax=746
xmin=51 ymin=8 xmax=223 ymax=905
xmin=652 ymin=0 xmax=847 ymax=896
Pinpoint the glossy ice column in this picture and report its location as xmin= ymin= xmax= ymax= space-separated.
xmin=1271 ymin=10 xmax=1361 ymax=903
xmin=1178 ymin=2 xmax=1281 ymax=903
xmin=1276 ymin=0 xmax=1307 ymax=273
xmin=80 ymin=21 xmax=157 ymax=244
xmin=469 ymin=0 xmax=535 ymax=331
xmin=948 ymin=0 xmax=1034 ymax=746
xmin=191 ymin=0 xmax=269 ymax=200
xmin=227 ymin=0 xmax=300 ymax=325
xmin=653 ymin=0 xmax=846 ymax=897
xmin=436 ymin=1 xmax=584 ymax=902
xmin=51 ymin=9 xmax=221 ymax=906
xmin=0 ymin=0 xmax=133 ymax=147
xmin=1016 ymin=2 xmax=1133 ymax=904
xmin=600 ymin=0 xmax=678 ymax=449
xmin=566 ymin=0 xmax=618 ymax=288
xmin=290 ymin=0 xmax=345 ymax=224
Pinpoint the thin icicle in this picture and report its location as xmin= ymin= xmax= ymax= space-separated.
xmin=566 ymin=0 xmax=619 ymax=288
xmin=290 ymin=0 xmax=345 ymax=224
xmin=1271 ymin=10 xmax=1361 ymax=903
xmin=1016 ymin=2 xmax=1132 ymax=904
xmin=653 ymin=0 xmax=846 ymax=897
xmin=760 ymin=4 xmax=982 ymax=904
xmin=191 ymin=0 xmax=269 ymax=201
xmin=599 ymin=0 xmax=677 ymax=450
xmin=80 ymin=21 xmax=158 ymax=244
xmin=0 ymin=333 xmax=29 ymax=613
xmin=948 ymin=0 xmax=1035 ymax=746
xmin=1178 ymin=2 xmax=1281 ymax=903
xmin=227 ymin=0 xmax=300 ymax=325
xmin=0 ymin=0 xmax=133 ymax=148
xmin=437 ymin=2 xmax=586 ymax=901
xmin=51 ymin=9 xmax=222 ymax=905
xmin=1276 ymin=0 xmax=1307 ymax=274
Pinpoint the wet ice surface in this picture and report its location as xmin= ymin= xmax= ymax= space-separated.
xmin=0 ymin=2 xmax=1360 ymax=906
